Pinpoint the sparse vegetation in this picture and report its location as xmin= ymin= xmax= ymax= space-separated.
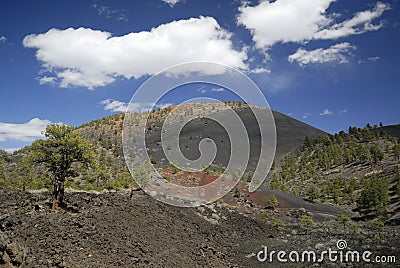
xmin=271 ymin=217 xmax=285 ymax=231
xmin=267 ymin=124 xmax=399 ymax=220
xmin=371 ymin=218 xmax=385 ymax=238
xmin=349 ymin=222 xmax=359 ymax=233
xmin=300 ymin=215 xmax=315 ymax=234
xmin=262 ymin=210 xmax=270 ymax=221
xmin=268 ymin=194 xmax=279 ymax=211
xmin=337 ymin=212 xmax=350 ymax=228
xmin=0 ymin=105 xmax=399 ymax=267
xmin=393 ymin=144 xmax=400 ymax=160
xmin=0 ymin=105 xmax=399 ymax=229
xmin=0 ymin=150 xmax=7 ymax=186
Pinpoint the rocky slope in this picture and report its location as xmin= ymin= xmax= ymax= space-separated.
xmin=1 ymin=103 xmax=399 ymax=267
xmin=1 ymin=187 xmax=399 ymax=267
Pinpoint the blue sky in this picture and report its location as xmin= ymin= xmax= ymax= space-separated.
xmin=0 ymin=0 xmax=399 ymax=152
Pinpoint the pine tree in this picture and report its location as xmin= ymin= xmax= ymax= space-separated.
xmin=393 ymin=144 xmax=400 ymax=160
xmin=268 ymin=194 xmax=279 ymax=211
xmin=371 ymin=218 xmax=385 ymax=237
xmin=395 ymin=169 xmax=400 ymax=196
xmin=357 ymin=175 xmax=390 ymax=215
xmin=357 ymin=145 xmax=371 ymax=163
xmin=337 ymin=212 xmax=350 ymax=229
xmin=30 ymin=124 xmax=96 ymax=209
xmin=307 ymin=184 xmax=319 ymax=202
xmin=304 ymin=136 xmax=312 ymax=148
xmin=370 ymin=145 xmax=383 ymax=165
xmin=300 ymin=215 xmax=315 ymax=234
xmin=0 ymin=149 xmax=10 ymax=186
xmin=272 ymin=218 xmax=285 ymax=231
xmin=0 ymin=156 xmax=5 ymax=186
xmin=16 ymin=158 xmax=35 ymax=191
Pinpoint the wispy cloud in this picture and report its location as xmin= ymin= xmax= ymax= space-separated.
xmin=100 ymin=99 xmax=172 ymax=113
xmin=162 ymin=0 xmax=183 ymax=7
xmin=249 ymin=67 xmax=271 ymax=74
xmin=338 ymin=108 xmax=348 ymax=114
xmin=197 ymin=86 xmax=225 ymax=94
xmin=0 ymin=36 xmax=7 ymax=43
xmin=313 ymin=2 xmax=390 ymax=40
xmin=320 ymin=109 xmax=333 ymax=116
xmin=0 ymin=118 xmax=51 ymax=142
xmin=368 ymin=56 xmax=380 ymax=62
xmin=358 ymin=57 xmax=380 ymax=64
xmin=38 ymin=76 xmax=57 ymax=86
xmin=264 ymin=72 xmax=294 ymax=92
xmin=288 ymin=42 xmax=355 ymax=66
xmin=197 ymin=86 xmax=207 ymax=94
xmin=91 ymin=1 xmax=128 ymax=21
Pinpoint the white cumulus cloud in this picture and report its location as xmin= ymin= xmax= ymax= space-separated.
xmin=23 ymin=17 xmax=248 ymax=89
xmin=0 ymin=118 xmax=51 ymax=142
xmin=237 ymin=0 xmax=390 ymax=51
xmin=0 ymin=36 xmax=7 ymax=43
xmin=237 ymin=0 xmax=334 ymax=49
xmin=100 ymin=99 xmax=128 ymax=113
xmin=288 ymin=42 xmax=355 ymax=66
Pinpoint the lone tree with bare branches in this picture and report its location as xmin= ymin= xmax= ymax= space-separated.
xmin=30 ymin=124 xmax=96 ymax=209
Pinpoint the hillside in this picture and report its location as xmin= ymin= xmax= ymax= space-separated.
xmin=6 ymin=102 xmax=322 ymax=191
xmin=1 ymin=103 xmax=399 ymax=222
xmin=1 ymin=187 xmax=399 ymax=267
xmin=72 ymin=104 xmax=400 ymax=224
xmin=379 ymin=124 xmax=400 ymax=139
xmin=75 ymin=103 xmax=326 ymax=171
xmin=1 ymin=103 xmax=400 ymax=267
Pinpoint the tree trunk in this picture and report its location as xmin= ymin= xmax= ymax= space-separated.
xmin=58 ymin=180 xmax=65 ymax=206
xmin=52 ymin=181 xmax=59 ymax=209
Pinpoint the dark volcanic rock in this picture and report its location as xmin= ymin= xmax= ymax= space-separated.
xmin=146 ymin=107 xmax=327 ymax=172
xmin=0 ymin=188 xmax=399 ymax=267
